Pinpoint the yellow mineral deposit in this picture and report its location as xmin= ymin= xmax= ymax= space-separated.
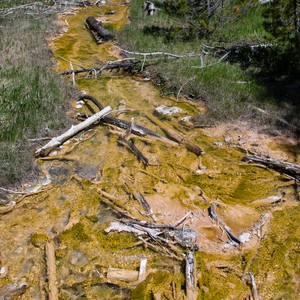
xmin=0 ymin=1 xmax=299 ymax=299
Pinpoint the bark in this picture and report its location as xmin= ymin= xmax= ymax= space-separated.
xmin=78 ymin=95 xmax=173 ymax=142
xmin=145 ymin=113 xmax=204 ymax=156
xmin=185 ymin=251 xmax=198 ymax=300
xmin=60 ymin=61 xmax=137 ymax=76
xmin=35 ymin=106 xmax=111 ymax=157
xmin=243 ymin=154 xmax=300 ymax=181
xmin=85 ymin=16 xmax=113 ymax=44
xmin=117 ymin=136 xmax=149 ymax=166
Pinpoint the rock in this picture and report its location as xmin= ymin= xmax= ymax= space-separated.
xmin=75 ymin=164 xmax=100 ymax=182
xmin=0 ymin=266 xmax=7 ymax=278
xmin=213 ymin=141 xmax=223 ymax=147
xmin=155 ymin=105 xmax=182 ymax=116
xmin=224 ymin=135 xmax=231 ymax=143
xmin=70 ymin=250 xmax=88 ymax=266
xmin=201 ymin=286 xmax=209 ymax=293
xmin=0 ymin=283 xmax=27 ymax=299
xmin=180 ymin=116 xmax=193 ymax=126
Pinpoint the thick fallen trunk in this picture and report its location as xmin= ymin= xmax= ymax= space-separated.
xmin=85 ymin=16 xmax=113 ymax=44
xmin=145 ymin=113 xmax=204 ymax=156
xmin=243 ymin=154 xmax=300 ymax=181
xmin=78 ymin=95 xmax=174 ymax=143
xmin=35 ymin=106 xmax=111 ymax=157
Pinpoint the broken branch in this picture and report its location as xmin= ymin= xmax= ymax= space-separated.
xmin=35 ymin=106 xmax=111 ymax=157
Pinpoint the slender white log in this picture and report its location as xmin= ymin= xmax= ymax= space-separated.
xmin=35 ymin=106 xmax=111 ymax=157
xmin=138 ymin=258 xmax=147 ymax=282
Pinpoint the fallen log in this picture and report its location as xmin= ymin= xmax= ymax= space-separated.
xmin=248 ymin=272 xmax=259 ymax=300
xmin=208 ymin=203 xmax=242 ymax=246
xmin=35 ymin=106 xmax=111 ymax=157
xmin=60 ymin=61 xmax=138 ymax=76
xmin=117 ymin=136 xmax=149 ymax=166
xmin=107 ymin=268 xmax=139 ymax=282
xmin=78 ymin=95 xmax=174 ymax=143
xmin=85 ymin=16 xmax=113 ymax=44
xmin=133 ymin=192 xmax=157 ymax=222
xmin=185 ymin=251 xmax=198 ymax=300
xmin=243 ymin=154 xmax=300 ymax=181
xmin=145 ymin=113 xmax=204 ymax=156
xmin=45 ymin=240 xmax=58 ymax=300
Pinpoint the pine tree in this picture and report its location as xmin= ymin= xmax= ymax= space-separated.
xmin=263 ymin=0 xmax=300 ymax=49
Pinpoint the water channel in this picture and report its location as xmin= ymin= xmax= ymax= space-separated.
xmin=0 ymin=1 xmax=299 ymax=299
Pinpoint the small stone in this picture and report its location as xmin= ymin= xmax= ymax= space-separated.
xmin=155 ymin=105 xmax=182 ymax=116
xmin=70 ymin=250 xmax=88 ymax=266
xmin=213 ymin=141 xmax=223 ymax=147
xmin=224 ymin=135 xmax=231 ymax=143
xmin=201 ymin=286 xmax=209 ymax=293
xmin=0 ymin=266 xmax=7 ymax=278
xmin=193 ymin=170 xmax=202 ymax=175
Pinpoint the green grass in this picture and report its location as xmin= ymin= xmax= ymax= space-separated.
xmin=0 ymin=3 xmax=75 ymax=186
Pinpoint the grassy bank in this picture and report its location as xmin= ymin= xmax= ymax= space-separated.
xmin=0 ymin=2 xmax=75 ymax=186
xmin=117 ymin=0 xmax=299 ymax=135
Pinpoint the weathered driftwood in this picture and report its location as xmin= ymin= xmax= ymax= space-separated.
xmin=145 ymin=113 xmax=204 ymax=156
xmin=35 ymin=106 xmax=111 ymax=157
xmin=107 ymin=268 xmax=139 ymax=282
xmin=45 ymin=240 xmax=58 ymax=300
xmin=78 ymin=95 xmax=175 ymax=144
xmin=60 ymin=60 xmax=138 ymax=76
xmin=0 ymin=201 xmax=16 ymax=214
xmin=133 ymin=192 xmax=157 ymax=222
xmin=97 ymin=189 xmax=134 ymax=219
xmin=208 ymin=203 xmax=242 ymax=246
xmin=138 ymin=258 xmax=147 ymax=282
xmin=117 ymin=136 xmax=149 ymax=166
xmin=248 ymin=272 xmax=259 ymax=300
xmin=85 ymin=16 xmax=113 ymax=44
xmin=251 ymin=192 xmax=285 ymax=206
xmin=185 ymin=251 xmax=198 ymax=300
xmin=106 ymin=219 xmax=198 ymax=249
xmin=243 ymin=154 xmax=300 ymax=181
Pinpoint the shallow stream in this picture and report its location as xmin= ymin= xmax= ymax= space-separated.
xmin=0 ymin=1 xmax=299 ymax=299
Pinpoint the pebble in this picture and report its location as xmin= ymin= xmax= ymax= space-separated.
xmin=213 ymin=141 xmax=223 ymax=147
xmin=70 ymin=250 xmax=88 ymax=266
xmin=155 ymin=105 xmax=182 ymax=116
xmin=0 ymin=266 xmax=7 ymax=278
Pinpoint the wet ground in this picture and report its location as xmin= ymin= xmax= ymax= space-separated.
xmin=0 ymin=1 xmax=299 ymax=299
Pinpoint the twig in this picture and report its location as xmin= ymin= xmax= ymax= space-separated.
xmin=191 ymin=51 xmax=231 ymax=69
xmin=176 ymin=76 xmax=195 ymax=101
xmin=119 ymin=47 xmax=198 ymax=59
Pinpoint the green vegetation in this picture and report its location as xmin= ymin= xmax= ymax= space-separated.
xmin=0 ymin=1 xmax=75 ymax=186
xmin=117 ymin=0 xmax=299 ymax=134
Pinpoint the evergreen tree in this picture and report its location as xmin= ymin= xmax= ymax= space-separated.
xmin=263 ymin=0 xmax=300 ymax=49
